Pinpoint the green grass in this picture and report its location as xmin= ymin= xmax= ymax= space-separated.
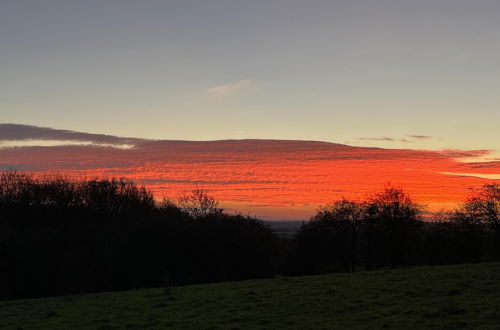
xmin=2 ymin=263 xmax=500 ymax=329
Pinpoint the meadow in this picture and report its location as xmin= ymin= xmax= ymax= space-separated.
xmin=2 ymin=263 xmax=500 ymax=329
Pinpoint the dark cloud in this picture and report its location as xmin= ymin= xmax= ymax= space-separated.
xmin=0 ymin=123 xmax=143 ymax=145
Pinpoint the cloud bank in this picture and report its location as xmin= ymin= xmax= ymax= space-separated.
xmin=1 ymin=124 xmax=498 ymax=219
xmin=0 ymin=124 xmax=140 ymax=149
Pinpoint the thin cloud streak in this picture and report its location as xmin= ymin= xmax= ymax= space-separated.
xmin=410 ymin=135 xmax=432 ymax=139
xmin=441 ymin=172 xmax=500 ymax=180
xmin=359 ymin=137 xmax=411 ymax=143
xmin=359 ymin=137 xmax=396 ymax=142
xmin=206 ymin=80 xmax=253 ymax=97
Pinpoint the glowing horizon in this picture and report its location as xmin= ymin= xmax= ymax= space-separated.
xmin=1 ymin=124 xmax=498 ymax=220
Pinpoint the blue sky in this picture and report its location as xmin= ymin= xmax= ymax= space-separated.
xmin=1 ymin=0 xmax=499 ymax=157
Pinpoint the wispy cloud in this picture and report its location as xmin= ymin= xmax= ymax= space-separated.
xmin=359 ymin=137 xmax=395 ymax=142
xmin=441 ymin=172 xmax=500 ymax=180
xmin=359 ymin=137 xmax=410 ymax=143
xmin=206 ymin=79 xmax=252 ymax=97
xmin=410 ymin=135 xmax=432 ymax=139
xmin=358 ymin=135 xmax=434 ymax=143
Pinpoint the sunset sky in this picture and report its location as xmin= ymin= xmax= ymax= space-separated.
xmin=1 ymin=1 xmax=499 ymax=219
xmin=1 ymin=1 xmax=499 ymax=151
xmin=1 ymin=124 xmax=498 ymax=219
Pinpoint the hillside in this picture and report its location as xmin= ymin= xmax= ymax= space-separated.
xmin=1 ymin=263 xmax=500 ymax=329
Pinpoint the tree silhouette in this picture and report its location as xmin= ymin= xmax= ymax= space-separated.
xmin=365 ymin=185 xmax=423 ymax=268
xmin=309 ymin=199 xmax=366 ymax=272
xmin=0 ymin=171 xmax=280 ymax=299
xmin=461 ymin=184 xmax=500 ymax=259
xmin=291 ymin=186 xmax=424 ymax=274
xmin=3 ymin=169 xmax=500 ymax=300
xmin=464 ymin=184 xmax=499 ymax=228
xmin=178 ymin=189 xmax=223 ymax=219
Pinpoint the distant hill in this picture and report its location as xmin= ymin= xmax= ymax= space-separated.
xmin=264 ymin=220 xmax=304 ymax=239
xmin=2 ymin=263 xmax=500 ymax=329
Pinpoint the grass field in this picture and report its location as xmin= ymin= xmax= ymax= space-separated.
xmin=2 ymin=263 xmax=500 ymax=329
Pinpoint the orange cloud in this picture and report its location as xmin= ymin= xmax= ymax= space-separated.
xmin=1 ymin=125 xmax=498 ymax=219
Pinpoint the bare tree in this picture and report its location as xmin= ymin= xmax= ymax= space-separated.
xmin=464 ymin=184 xmax=499 ymax=227
xmin=463 ymin=184 xmax=500 ymax=257
xmin=178 ymin=189 xmax=223 ymax=219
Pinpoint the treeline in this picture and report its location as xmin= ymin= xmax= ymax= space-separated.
xmin=0 ymin=171 xmax=498 ymax=300
xmin=288 ymin=184 xmax=500 ymax=275
xmin=0 ymin=172 xmax=280 ymax=299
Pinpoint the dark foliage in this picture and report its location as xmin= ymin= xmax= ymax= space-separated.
xmin=288 ymin=184 xmax=500 ymax=275
xmin=0 ymin=172 xmax=281 ymax=299
xmin=1 ymin=171 xmax=498 ymax=300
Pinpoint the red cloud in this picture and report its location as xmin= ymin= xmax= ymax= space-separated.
xmin=1 ymin=125 xmax=498 ymax=219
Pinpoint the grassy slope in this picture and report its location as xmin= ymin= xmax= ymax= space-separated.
xmin=2 ymin=263 xmax=500 ymax=330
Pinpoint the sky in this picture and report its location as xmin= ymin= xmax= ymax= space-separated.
xmin=1 ymin=0 xmax=499 ymax=156
xmin=0 ymin=124 xmax=499 ymax=219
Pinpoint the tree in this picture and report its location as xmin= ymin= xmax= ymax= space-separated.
xmin=291 ymin=199 xmax=366 ymax=274
xmin=464 ymin=184 xmax=499 ymax=228
xmin=178 ymin=189 xmax=223 ymax=219
xmin=311 ymin=199 xmax=366 ymax=272
xmin=0 ymin=171 xmax=282 ymax=299
xmin=462 ymin=184 xmax=500 ymax=258
xmin=365 ymin=185 xmax=423 ymax=268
